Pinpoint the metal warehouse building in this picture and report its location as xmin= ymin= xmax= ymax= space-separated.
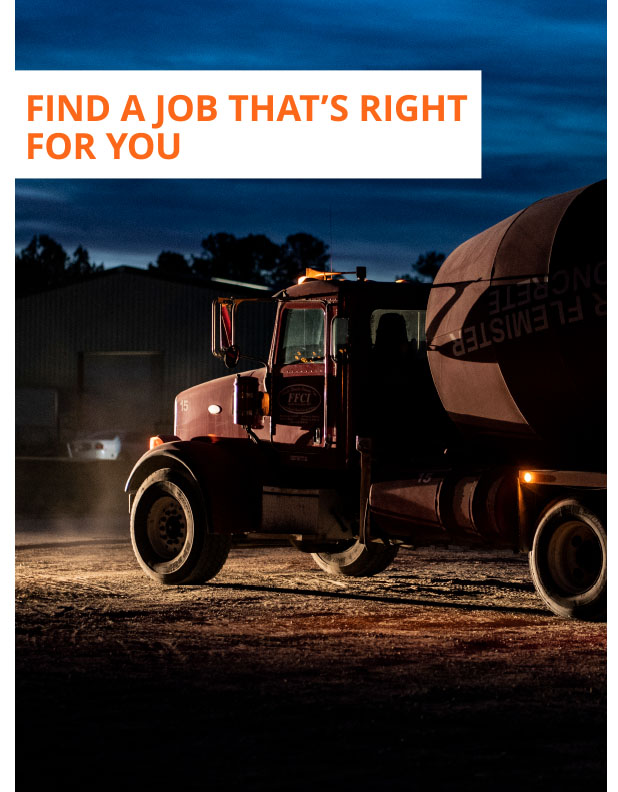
xmin=16 ymin=267 xmax=275 ymax=453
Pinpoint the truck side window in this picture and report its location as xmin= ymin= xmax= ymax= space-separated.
xmin=370 ymin=309 xmax=426 ymax=360
xmin=280 ymin=308 xmax=325 ymax=365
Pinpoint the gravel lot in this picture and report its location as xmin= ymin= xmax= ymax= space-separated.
xmin=16 ymin=517 xmax=606 ymax=790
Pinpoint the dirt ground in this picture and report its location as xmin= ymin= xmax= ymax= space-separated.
xmin=16 ymin=517 xmax=606 ymax=791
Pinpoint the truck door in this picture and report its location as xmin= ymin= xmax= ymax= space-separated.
xmin=366 ymin=306 xmax=449 ymax=466
xmin=271 ymin=301 xmax=331 ymax=448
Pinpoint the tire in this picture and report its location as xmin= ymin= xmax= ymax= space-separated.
xmin=529 ymin=499 xmax=606 ymax=620
xmin=311 ymin=539 xmax=399 ymax=577
xmin=130 ymin=467 xmax=231 ymax=584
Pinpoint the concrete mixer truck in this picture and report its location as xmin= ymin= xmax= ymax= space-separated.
xmin=126 ymin=180 xmax=607 ymax=620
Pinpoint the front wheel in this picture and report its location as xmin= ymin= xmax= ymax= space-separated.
xmin=529 ymin=499 xmax=606 ymax=620
xmin=130 ymin=467 xmax=231 ymax=584
xmin=311 ymin=539 xmax=399 ymax=577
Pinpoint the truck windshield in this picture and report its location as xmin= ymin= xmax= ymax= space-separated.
xmin=280 ymin=307 xmax=325 ymax=365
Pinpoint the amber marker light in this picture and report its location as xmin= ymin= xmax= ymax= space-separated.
xmin=149 ymin=436 xmax=165 ymax=451
xmin=522 ymin=471 xmax=534 ymax=483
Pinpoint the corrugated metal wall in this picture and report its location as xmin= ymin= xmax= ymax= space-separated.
xmin=16 ymin=269 xmax=276 ymax=432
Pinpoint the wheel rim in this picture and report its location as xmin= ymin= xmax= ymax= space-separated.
xmin=146 ymin=495 xmax=188 ymax=561
xmin=546 ymin=520 xmax=603 ymax=596
xmin=316 ymin=539 xmax=358 ymax=562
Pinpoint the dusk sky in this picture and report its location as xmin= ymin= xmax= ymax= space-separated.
xmin=15 ymin=0 xmax=606 ymax=281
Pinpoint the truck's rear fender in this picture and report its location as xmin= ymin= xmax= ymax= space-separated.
xmin=125 ymin=439 xmax=265 ymax=535
xmin=518 ymin=474 xmax=606 ymax=552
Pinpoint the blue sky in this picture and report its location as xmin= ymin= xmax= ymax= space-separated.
xmin=15 ymin=0 xmax=606 ymax=280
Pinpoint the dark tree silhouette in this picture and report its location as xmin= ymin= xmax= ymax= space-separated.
xmin=16 ymin=235 xmax=68 ymax=296
xmin=397 ymin=251 xmax=446 ymax=283
xmin=16 ymin=236 xmax=103 ymax=296
xmin=16 ymin=230 xmax=331 ymax=297
xmin=149 ymin=251 xmax=192 ymax=277
xmin=193 ymin=233 xmax=281 ymax=286
xmin=192 ymin=233 xmax=241 ymax=281
xmin=66 ymin=245 xmax=103 ymax=281
xmin=234 ymin=234 xmax=281 ymax=284
xmin=192 ymin=232 xmax=329 ymax=289
xmin=270 ymin=233 xmax=330 ymax=289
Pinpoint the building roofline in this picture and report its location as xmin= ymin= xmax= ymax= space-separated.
xmin=16 ymin=265 xmax=275 ymax=299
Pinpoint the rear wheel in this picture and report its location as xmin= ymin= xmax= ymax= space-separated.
xmin=529 ymin=499 xmax=606 ymax=620
xmin=311 ymin=539 xmax=399 ymax=577
xmin=130 ymin=468 xmax=231 ymax=584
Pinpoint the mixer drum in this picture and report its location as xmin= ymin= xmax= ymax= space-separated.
xmin=426 ymin=180 xmax=606 ymax=467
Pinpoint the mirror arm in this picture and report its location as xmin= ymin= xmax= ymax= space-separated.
xmin=237 ymin=353 xmax=269 ymax=369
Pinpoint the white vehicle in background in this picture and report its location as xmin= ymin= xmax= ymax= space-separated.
xmin=67 ymin=431 xmax=148 ymax=462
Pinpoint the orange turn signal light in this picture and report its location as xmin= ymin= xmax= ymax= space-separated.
xmin=522 ymin=471 xmax=534 ymax=483
xmin=149 ymin=436 xmax=165 ymax=451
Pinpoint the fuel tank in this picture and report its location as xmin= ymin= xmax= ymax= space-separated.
xmin=426 ymin=180 xmax=606 ymax=467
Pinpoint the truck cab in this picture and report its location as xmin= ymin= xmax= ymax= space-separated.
xmin=175 ymin=274 xmax=449 ymax=472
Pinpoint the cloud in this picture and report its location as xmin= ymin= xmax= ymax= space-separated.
xmin=15 ymin=149 xmax=605 ymax=281
xmin=14 ymin=0 xmax=605 ymax=280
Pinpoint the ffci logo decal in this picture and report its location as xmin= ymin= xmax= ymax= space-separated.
xmin=279 ymin=384 xmax=322 ymax=415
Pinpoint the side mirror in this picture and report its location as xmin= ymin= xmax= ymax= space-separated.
xmin=212 ymin=295 xmax=275 ymax=368
xmin=212 ymin=298 xmax=243 ymax=365
xmin=223 ymin=345 xmax=240 ymax=369
xmin=330 ymin=316 xmax=350 ymax=362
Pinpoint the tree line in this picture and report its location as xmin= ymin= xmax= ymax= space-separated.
xmin=149 ymin=232 xmax=330 ymax=291
xmin=16 ymin=236 xmax=104 ymax=298
xmin=16 ymin=232 xmax=444 ymax=298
